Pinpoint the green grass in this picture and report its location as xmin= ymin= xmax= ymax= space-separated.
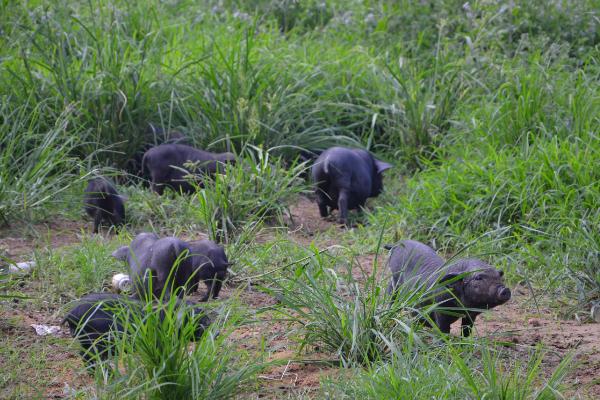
xmin=86 ymin=297 xmax=266 ymax=400
xmin=0 ymin=100 xmax=87 ymax=224
xmin=190 ymin=145 xmax=311 ymax=243
xmin=324 ymin=343 xmax=573 ymax=399
xmin=31 ymin=235 xmax=125 ymax=305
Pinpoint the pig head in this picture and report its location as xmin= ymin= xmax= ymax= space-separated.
xmin=188 ymin=239 xmax=230 ymax=301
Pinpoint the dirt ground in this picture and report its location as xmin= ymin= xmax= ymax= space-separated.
xmin=1 ymin=197 xmax=599 ymax=398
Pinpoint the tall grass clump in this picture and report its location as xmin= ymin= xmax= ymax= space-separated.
xmin=557 ymin=222 xmax=600 ymax=318
xmin=381 ymin=51 xmax=467 ymax=166
xmin=1 ymin=1 xmax=172 ymax=169
xmin=169 ymin=26 xmax=374 ymax=156
xmin=191 ymin=146 xmax=310 ymax=242
xmin=324 ymin=344 xmax=573 ymax=399
xmin=69 ymin=295 xmax=264 ymax=399
xmin=0 ymin=100 xmax=85 ymax=224
xmin=395 ymin=138 xmax=599 ymax=238
xmin=262 ymin=243 xmax=461 ymax=367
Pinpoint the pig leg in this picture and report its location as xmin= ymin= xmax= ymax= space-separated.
xmin=200 ymin=292 xmax=209 ymax=302
xmin=109 ymin=214 xmax=121 ymax=231
xmin=316 ymin=191 xmax=329 ymax=218
xmin=151 ymin=182 xmax=164 ymax=195
xmin=434 ymin=313 xmax=454 ymax=334
xmin=201 ymin=276 xmax=223 ymax=301
xmin=141 ymin=269 xmax=164 ymax=300
xmin=211 ymin=279 xmax=223 ymax=299
xmin=461 ymin=312 xmax=479 ymax=337
xmin=337 ymin=189 xmax=349 ymax=226
xmin=92 ymin=210 xmax=102 ymax=233
xmin=81 ymin=350 xmax=98 ymax=371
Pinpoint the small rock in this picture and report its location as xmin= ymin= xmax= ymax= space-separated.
xmin=516 ymin=287 xmax=528 ymax=295
xmin=63 ymin=383 xmax=77 ymax=397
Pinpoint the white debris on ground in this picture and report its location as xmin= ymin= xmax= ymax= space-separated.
xmin=112 ymin=273 xmax=131 ymax=293
xmin=8 ymin=261 xmax=36 ymax=273
xmin=31 ymin=324 xmax=61 ymax=336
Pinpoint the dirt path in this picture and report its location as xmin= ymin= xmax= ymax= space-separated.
xmin=0 ymin=217 xmax=85 ymax=261
xmin=1 ymin=197 xmax=599 ymax=398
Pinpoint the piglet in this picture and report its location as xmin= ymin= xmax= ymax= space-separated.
xmin=84 ymin=177 xmax=125 ymax=233
xmin=142 ymin=143 xmax=235 ymax=195
xmin=188 ymin=240 xmax=230 ymax=301
xmin=127 ymin=123 xmax=189 ymax=180
xmin=311 ymin=147 xmax=392 ymax=226
xmin=63 ymin=293 xmax=211 ymax=367
xmin=386 ymin=240 xmax=511 ymax=336
xmin=112 ymin=233 xmax=194 ymax=300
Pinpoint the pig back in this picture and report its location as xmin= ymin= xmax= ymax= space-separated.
xmin=445 ymin=258 xmax=492 ymax=274
xmin=126 ymin=233 xmax=159 ymax=275
xmin=387 ymin=240 xmax=445 ymax=294
xmin=63 ymin=293 xmax=137 ymax=354
xmin=148 ymin=237 xmax=193 ymax=292
xmin=312 ymin=147 xmax=374 ymax=205
xmin=84 ymin=177 xmax=119 ymax=211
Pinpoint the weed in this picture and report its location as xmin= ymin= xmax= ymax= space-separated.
xmin=190 ymin=146 xmax=310 ymax=242
xmin=263 ymin=243 xmax=443 ymax=367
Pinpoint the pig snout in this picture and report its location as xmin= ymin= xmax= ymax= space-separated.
xmin=497 ymin=286 xmax=511 ymax=302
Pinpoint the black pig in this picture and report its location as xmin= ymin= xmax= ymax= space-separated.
xmin=311 ymin=147 xmax=392 ymax=226
xmin=142 ymin=143 xmax=235 ymax=194
xmin=112 ymin=233 xmax=194 ymax=300
xmin=127 ymin=124 xmax=189 ymax=181
xmin=84 ymin=177 xmax=126 ymax=233
xmin=386 ymin=240 xmax=511 ymax=336
xmin=188 ymin=240 xmax=230 ymax=301
xmin=63 ymin=293 xmax=211 ymax=367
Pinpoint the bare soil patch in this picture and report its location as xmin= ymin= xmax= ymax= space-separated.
xmin=0 ymin=217 xmax=86 ymax=261
xmin=474 ymin=291 xmax=600 ymax=398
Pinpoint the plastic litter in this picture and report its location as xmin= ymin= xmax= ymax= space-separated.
xmin=8 ymin=261 xmax=36 ymax=274
xmin=112 ymin=273 xmax=131 ymax=293
xmin=31 ymin=324 xmax=61 ymax=336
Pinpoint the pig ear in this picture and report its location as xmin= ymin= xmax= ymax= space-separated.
xmin=112 ymin=246 xmax=129 ymax=260
xmin=374 ymin=159 xmax=392 ymax=174
xmin=440 ymin=273 xmax=464 ymax=293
